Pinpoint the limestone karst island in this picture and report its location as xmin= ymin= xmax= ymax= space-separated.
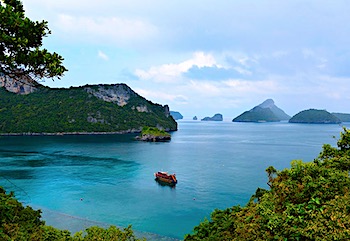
xmin=0 ymin=77 xmax=177 ymax=135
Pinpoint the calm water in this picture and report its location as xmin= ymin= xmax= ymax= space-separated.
xmin=0 ymin=121 xmax=348 ymax=240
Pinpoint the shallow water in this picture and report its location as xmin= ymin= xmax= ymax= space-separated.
xmin=0 ymin=121 xmax=348 ymax=239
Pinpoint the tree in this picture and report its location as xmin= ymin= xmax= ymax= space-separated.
xmin=0 ymin=0 xmax=67 ymax=84
xmin=185 ymin=128 xmax=350 ymax=240
xmin=0 ymin=186 xmax=145 ymax=240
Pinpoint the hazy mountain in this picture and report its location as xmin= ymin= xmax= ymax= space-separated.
xmin=170 ymin=111 xmax=183 ymax=120
xmin=332 ymin=113 xmax=350 ymax=122
xmin=201 ymin=113 xmax=223 ymax=121
xmin=289 ymin=109 xmax=341 ymax=124
xmin=233 ymin=99 xmax=290 ymax=122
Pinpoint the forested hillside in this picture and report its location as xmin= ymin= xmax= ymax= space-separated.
xmin=185 ymin=128 xmax=350 ymax=240
xmin=0 ymin=85 xmax=177 ymax=134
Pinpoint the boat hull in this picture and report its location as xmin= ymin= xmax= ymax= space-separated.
xmin=155 ymin=176 xmax=177 ymax=184
xmin=154 ymin=172 xmax=177 ymax=185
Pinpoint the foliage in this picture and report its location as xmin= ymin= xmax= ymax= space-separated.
xmin=141 ymin=126 xmax=171 ymax=137
xmin=289 ymin=109 xmax=341 ymax=124
xmin=0 ymin=0 xmax=67 ymax=81
xmin=0 ymin=85 xmax=177 ymax=134
xmin=0 ymin=186 xmax=145 ymax=240
xmin=185 ymin=127 xmax=350 ymax=240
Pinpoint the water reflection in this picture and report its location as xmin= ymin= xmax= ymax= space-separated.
xmin=155 ymin=179 xmax=176 ymax=189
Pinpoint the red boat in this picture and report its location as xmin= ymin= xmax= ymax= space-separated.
xmin=154 ymin=171 xmax=177 ymax=185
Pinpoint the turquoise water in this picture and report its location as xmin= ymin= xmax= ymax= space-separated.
xmin=0 ymin=121 xmax=348 ymax=239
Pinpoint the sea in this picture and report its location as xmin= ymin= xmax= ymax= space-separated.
xmin=0 ymin=121 xmax=349 ymax=240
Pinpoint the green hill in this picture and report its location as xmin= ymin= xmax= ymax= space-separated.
xmin=233 ymin=106 xmax=280 ymax=122
xmin=289 ymin=109 xmax=341 ymax=124
xmin=0 ymin=84 xmax=177 ymax=134
xmin=232 ymin=99 xmax=290 ymax=122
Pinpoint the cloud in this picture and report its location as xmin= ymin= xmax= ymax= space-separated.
xmin=54 ymin=14 xmax=158 ymax=46
xmin=184 ymin=65 xmax=250 ymax=80
xmin=134 ymin=52 xmax=217 ymax=83
xmin=135 ymin=88 xmax=188 ymax=104
xmin=98 ymin=50 xmax=109 ymax=61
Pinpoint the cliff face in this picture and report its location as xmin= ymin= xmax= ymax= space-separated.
xmin=0 ymin=74 xmax=37 ymax=94
xmin=84 ymin=84 xmax=136 ymax=106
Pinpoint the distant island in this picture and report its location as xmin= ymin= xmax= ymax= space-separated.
xmin=289 ymin=109 xmax=341 ymax=124
xmin=193 ymin=116 xmax=198 ymax=120
xmin=332 ymin=113 xmax=350 ymax=122
xmin=170 ymin=111 xmax=183 ymax=120
xmin=233 ymin=99 xmax=290 ymax=122
xmin=201 ymin=113 xmax=223 ymax=121
xmin=0 ymin=78 xmax=177 ymax=135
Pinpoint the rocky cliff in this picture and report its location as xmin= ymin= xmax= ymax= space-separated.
xmin=84 ymin=84 xmax=136 ymax=106
xmin=0 ymin=74 xmax=38 ymax=94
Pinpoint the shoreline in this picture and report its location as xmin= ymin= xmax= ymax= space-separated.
xmin=34 ymin=205 xmax=182 ymax=241
xmin=0 ymin=128 xmax=177 ymax=137
xmin=0 ymin=131 xmax=141 ymax=136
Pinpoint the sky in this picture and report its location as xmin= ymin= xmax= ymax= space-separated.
xmin=22 ymin=0 xmax=350 ymax=120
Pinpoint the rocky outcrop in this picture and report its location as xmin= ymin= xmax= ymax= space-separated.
xmin=135 ymin=134 xmax=171 ymax=142
xmin=0 ymin=74 xmax=37 ymax=94
xmin=135 ymin=126 xmax=171 ymax=142
xmin=84 ymin=84 xmax=136 ymax=106
xmin=164 ymin=105 xmax=170 ymax=117
xmin=201 ymin=113 xmax=223 ymax=121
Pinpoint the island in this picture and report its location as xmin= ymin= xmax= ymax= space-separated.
xmin=193 ymin=116 xmax=198 ymax=120
xmin=332 ymin=113 xmax=350 ymax=122
xmin=135 ymin=126 xmax=171 ymax=142
xmin=170 ymin=111 xmax=183 ymax=120
xmin=289 ymin=109 xmax=341 ymax=124
xmin=0 ymin=77 xmax=177 ymax=135
xmin=232 ymin=99 xmax=290 ymax=122
xmin=201 ymin=113 xmax=223 ymax=121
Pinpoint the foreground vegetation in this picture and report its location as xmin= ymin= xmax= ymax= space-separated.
xmin=0 ymin=0 xmax=67 ymax=82
xmin=185 ymin=127 xmax=350 ymax=240
xmin=0 ymin=186 xmax=144 ymax=240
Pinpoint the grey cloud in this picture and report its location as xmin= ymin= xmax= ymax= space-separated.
xmin=184 ymin=65 xmax=244 ymax=80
